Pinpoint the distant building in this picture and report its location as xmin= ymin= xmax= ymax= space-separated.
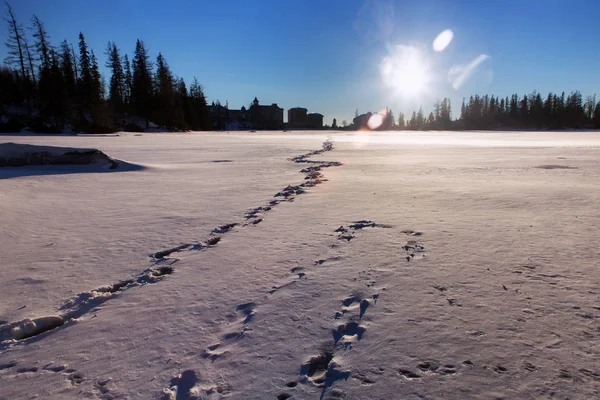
xmin=207 ymin=102 xmax=230 ymax=130
xmin=288 ymin=107 xmax=308 ymax=125
xmin=207 ymin=98 xmax=283 ymax=130
xmin=307 ymin=113 xmax=324 ymax=129
xmin=287 ymin=107 xmax=324 ymax=130
xmin=249 ymin=97 xmax=284 ymax=130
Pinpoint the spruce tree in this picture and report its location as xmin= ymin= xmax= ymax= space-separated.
xmin=154 ymin=52 xmax=174 ymax=127
xmin=416 ymin=107 xmax=424 ymax=129
xmin=593 ymin=101 xmax=600 ymax=129
xmin=90 ymin=50 xmax=102 ymax=102
xmin=59 ymin=40 xmax=76 ymax=112
xmin=105 ymin=41 xmax=125 ymax=118
xmin=427 ymin=112 xmax=435 ymax=128
xmin=173 ymin=77 xmax=188 ymax=130
xmin=77 ymin=32 xmax=92 ymax=116
xmin=387 ymin=109 xmax=395 ymax=130
xmin=131 ymin=39 xmax=153 ymax=122
xmin=123 ymin=53 xmax=132 ymax=108
xmin=397 ymin=112 xmax=405 ymax=130
xmin=189 ymin=77 xmax=210 ymax=130
xmin=409 ymin=111 xmax=417 ymax=129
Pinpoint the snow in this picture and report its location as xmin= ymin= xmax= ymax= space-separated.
xmin=1 ymin=131 xmax=600 ymax=399
xmin=0 ymin=142 xmax=128 ymax=170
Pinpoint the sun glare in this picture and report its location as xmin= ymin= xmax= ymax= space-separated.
xmin=380 ymin=45 xmax=431 ymax=99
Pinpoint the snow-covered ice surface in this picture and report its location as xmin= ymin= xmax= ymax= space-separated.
xmin=1 ymin=131 xmax=600 ymax=399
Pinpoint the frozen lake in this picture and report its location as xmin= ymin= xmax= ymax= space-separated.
xmin=1 ymin=131 xmax=599 ymax=399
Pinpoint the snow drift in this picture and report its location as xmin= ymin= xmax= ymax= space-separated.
xmin=0 ymin=143 xmax=121 ymax=169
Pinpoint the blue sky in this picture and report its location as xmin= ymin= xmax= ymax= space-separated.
xmin=3 ymin=0 xmax=600 ymax=123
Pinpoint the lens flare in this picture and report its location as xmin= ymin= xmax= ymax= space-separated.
xmin=448 ymin=54 xmax=491 ymax=89
xmin=380 ymin=45 xmax=431 ymax=99
xmin=433 ymin=29 xmax=453 ymax=52
xmin=367 ymin=112 xmax=385 ymax=130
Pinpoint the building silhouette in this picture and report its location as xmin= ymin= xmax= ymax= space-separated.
xmin=207 ymin=97 xmax=283 ymax=130
xmin=287 ymin=107 xmax=324 ymax=129
xmin=288 ymin=107 xmax=308 ymax=126
xmin=249 ymin=97 xmax=284 ymax=130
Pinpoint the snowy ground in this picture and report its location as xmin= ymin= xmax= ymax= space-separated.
xmin=1 ymin=131 xmax=599 ymax=399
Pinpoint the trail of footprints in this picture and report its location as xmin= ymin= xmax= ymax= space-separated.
xmin=162 ymin=220 xmax=389 ymax=399
xmin=0 ymin=141 xmax=340 ymax=346
xmin=0 ymin=141 xmax=342 ymax=397
xmin=276 ymin=221 xmax=388 ymax=400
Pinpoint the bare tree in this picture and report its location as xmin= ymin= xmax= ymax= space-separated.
xmin=4 ymin=1 xmax=31 ymax=113
xmin=31 ymin=15 xmax=51 ymax=69
xmin=23 ymin=37 xmax=36 ymax=85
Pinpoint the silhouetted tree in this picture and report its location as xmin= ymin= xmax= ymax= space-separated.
xmin=409 ymin=111 xmax=417 ymax=129
xmin=189 ymin=77 xmax=211 ymax=130
xmin=131 ymin=39 xmax=153 ymax=122
xmin=105 ymin=41 xmax=125 ymax=119
xmin=123 ymin=54 xmax=132 ymax=108
xmin=31 ymin=15 xmax=51 ymax=70
xmin=153 ymin=52 xmax=175 ymax=128
xmin=387 ymin=109 xmax=395 ymax=130
xmin=77 ymin=32 xmax=92 ymax=116
xmin=59 ymin=40 xmax=76 ymax=114
xmin=397 ymin=112 xmax=405 ymax=130
xmin=4 ymin=1 xmax=32 ymax=113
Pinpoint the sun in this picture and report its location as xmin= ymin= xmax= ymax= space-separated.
xmin=380 ymin=45 xmax=431 ymax=99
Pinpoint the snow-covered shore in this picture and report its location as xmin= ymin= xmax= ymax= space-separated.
xmin=0 ymin=143 xmax=122 ymax=169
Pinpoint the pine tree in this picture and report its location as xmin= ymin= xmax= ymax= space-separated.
xmin=59 ymin=40 xmax=76 ymax=112
xmin=433 ymin=101 xmax=441 ymax=129
xmin=123 ymin=53 xmax=132 ymax=108
xmin=77 ymin=32 xmax=92 ymax=116
xmin=105 ymin=41 xmax=125 ymax=118
xmin=584 ymin=95 xmax=596 ymax=123
xmin=91 ymin=50 xmax=102 ymax=101
xmin=440 ymin=98 xmax=451 ymax=129
xmin=48 ymin=49 xmax=67 ymax=124
xmin=387 ymin=109 xmax=395 ymax=130
xmin=416 ymin=107 xmax=424 ymax=130
xmin=427 ymin=112 xmax=435 ymax=128
xmin=173 ymin=77 xmax=187 ymax=129
xmin=189 ymin=76 xmax=211 ymax=130
xmin=409 ymin=111 xmax=417 ymax=129
xmin=332 ymin=118 xmax=337 ymax=129
xmin=593 ymin=101 xmax=600 ymax=129
xmin=154 ymin=52 xmax=175 ymax=128
xmin=397 ymin=112 xmax=405 ymax=130
xmin=131 ymin=39 xmax=154 ymax=121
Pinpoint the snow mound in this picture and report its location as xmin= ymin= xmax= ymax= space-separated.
xmin=0 ymin=143 xmax=127 ymax=170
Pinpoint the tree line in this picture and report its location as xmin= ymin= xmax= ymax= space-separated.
xmin=1 ymin=1 xmax=211 ymax=133
xmin=347 ymin=91 xmax=600 ymax=131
